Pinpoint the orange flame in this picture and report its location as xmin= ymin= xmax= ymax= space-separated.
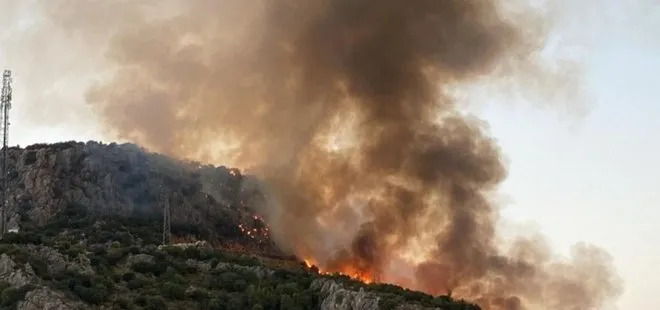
xmin=303 ymin=258 xmax=375 ymax=284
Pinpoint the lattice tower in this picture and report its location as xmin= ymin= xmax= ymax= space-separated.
xmin=0 ymin=70 xmax=12 ymax=237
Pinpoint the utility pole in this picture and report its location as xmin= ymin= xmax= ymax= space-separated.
xmin=0 ymin=70 xmax=12 ymax=238
xmin=161 ymin=182 xmax=171 ymax=245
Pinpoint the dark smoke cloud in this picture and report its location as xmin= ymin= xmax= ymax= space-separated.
xmin=31 ymin=0 xmax=621 ymax=309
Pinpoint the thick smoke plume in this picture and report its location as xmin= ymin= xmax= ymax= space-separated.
xmin=32 ymin=0 xmax=621 ymax=309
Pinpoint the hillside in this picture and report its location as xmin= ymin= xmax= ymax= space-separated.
xmin=4 ymin=141 xmax=275 ymax=255
xmin=0 ymin=141 xmax=479 ymax=309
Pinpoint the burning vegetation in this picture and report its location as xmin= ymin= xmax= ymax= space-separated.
xmin=303 ymin=258 xmax=376 ymax=285
xmin=30 ymin=0 xmax=623 ymax=309
xmin=236 ymin=214 xmax=270 ymax=243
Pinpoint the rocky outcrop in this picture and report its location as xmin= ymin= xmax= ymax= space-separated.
xmin=3 ymin=141 xmax=274 ymax=253
xmin=311 ymin=278 xmax=446 ymax=310
xmin=0 ymin=254 xmax=39 ymax=287
xmin=17 ymin=287 xmax=85 ymax=310
xmin=215 ymin=261 xmax=275 ymax=279
xmin=25 ymin=245 xmax=94 ymax=276
xmin=124 ymin=253 xmax=155 ymax=267
xmin=313 ymin=278 xmax=380 ymax=310
xmin=0 ymin=253 xmax=84 ymax=309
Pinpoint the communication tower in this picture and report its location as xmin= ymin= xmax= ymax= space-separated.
xmin=161 ymin=182 xmax=171 ymax=245
xmin=0 ymin=70 xmax=12 ymax=237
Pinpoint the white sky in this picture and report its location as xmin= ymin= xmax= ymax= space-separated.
xmin=1 ymin=1 xmax=659 ymax=309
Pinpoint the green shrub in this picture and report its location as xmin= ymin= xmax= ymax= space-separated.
xmin=1 ymin=232 xmax=42 ymax=245
xmin=0 ymin=287 xmax=24 ymax=306
xmin=135 ymin=295 xmax=166 ymax=310
xmin=0 ymin=282 xmax=9 ymax=292
xmin=127 ymin=276 xmax=151 ymax=290
xmin=28 ymin=257 xmax=49 ymax=278
xmin=106 ymin=249 xmax=126 ymax=266
xmin=187 ymin=288 xmax=210 ymax=301
xmin=183 ymin=246 xmax=201 ymax=260
xmin=116 ymin=296 xmax=132 ymax=309
xmin=131 ymin=261 xmax=160 ymax=275
xmin=160 ymin=281 xmax=185 ymax=300
xmin=121 ymin=272 xmax=136 ymax=282
xmin=72 ymin=284 xmax=107 ymax=304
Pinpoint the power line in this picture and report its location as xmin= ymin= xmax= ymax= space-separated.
xmin=0 ymin=70 xmax=12 ymax=238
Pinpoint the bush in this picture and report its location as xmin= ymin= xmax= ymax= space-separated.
xmin=0 ymin=287 xmax=24 ymax=306
xmin=135 ymin=295 xmax=166 ymax=310
xmin=116 ymin=297 xmax=132 ymax=309
xmin=121 ymin=272 xmax=136 ymax=282
xmin=72 ymin=284 xmax=107 ymax=304
xmin=162 ymin=246 xmax=184 ymax=257
xmin=126 ymin=276 xmax=151 ymax=290
xmin=64 ymin=246 xmax=84 ymax=259
xmin=131 ymin=261 xmax=161 ymax=275
xmin=183 ymin=246 xmax=201 ymax=260
xmin=208 ymin=297 xmax=226 ymax=310
xmin=1 ymin=232 xmax=43 ymax=245
xmin=106 ymin=248 xmax=126 ymax=266
xmin=28 ymin=257 xmax=49 ymax=278
xmin=187 ymin=288 xmax=210 ymax=301
xmin=160 ymin=281 xmax=185 ymax=300
xmin=0 ymin=282 xmax=9 ymax=293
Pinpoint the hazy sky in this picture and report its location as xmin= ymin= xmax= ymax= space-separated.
xmin=479 ymin=2 xmax=660 ymax=308
xmin=1 ymin=1 xmax=658 ymax=309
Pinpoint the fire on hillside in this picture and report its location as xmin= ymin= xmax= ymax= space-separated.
xmin=303 ymin=259 xmax=375 ymax=284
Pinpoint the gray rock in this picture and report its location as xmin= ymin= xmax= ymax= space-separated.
xmin=313 ymin=278 xmax=380 ymax=310
xmin=125 ymin=254 xmax=155 ymax=266
xmin=0 ymin=253 xmax=17 ymax=274
xmin=69 ymin=253 xmax=94 ymax=276
xmin=17 ymin=287 xmax=84 ymax=310
xmin=311 ymin=278 xmax=445 ymax=310
xmin=185 ymin=259 xmax=211 ymax=272
xmin=26 ymin=246 xmax=94 ymax=276
xmin=0 ymin=254 xmax=38 ymax=287
xmin=31 ymin=246 xmax=67 ymax=275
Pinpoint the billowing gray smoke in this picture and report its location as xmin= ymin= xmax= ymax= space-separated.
xmin=27 ymin=0 xmax=621 ymax=309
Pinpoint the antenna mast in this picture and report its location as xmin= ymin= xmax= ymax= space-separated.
xmin=0 ymin=70 xmax=12 ymax=238
xmin=161 ymin=182 xmax=171 ymax=245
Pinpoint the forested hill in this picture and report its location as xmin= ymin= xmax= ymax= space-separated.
xmin=0 ymin=141 xmax=479 ymax=310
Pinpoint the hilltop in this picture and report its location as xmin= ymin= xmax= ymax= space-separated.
xmin=0 ymin=141 xmax=479 ymax=309
xmin=4 ymin=141 xmax=275 ymax=254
